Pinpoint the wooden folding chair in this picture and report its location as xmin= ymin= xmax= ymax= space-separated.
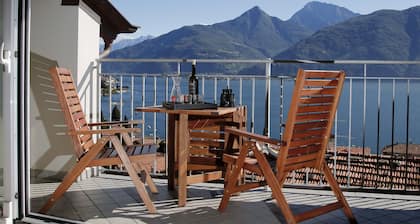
xmin=186 ymin=107 xmax=246 ymax=184
xmin=39 ymin=67 xmax=158 ymax=214
xmin=218 ymin=69 xmax=357 ymax=223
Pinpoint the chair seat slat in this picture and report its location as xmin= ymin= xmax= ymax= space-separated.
xmin=289 ymin=137 xmax=323 ymax=148
xmin=300 ymin=88 xmax=337 ymax=96
xmin=304 ymin=79 xmax=339 ymax=87
xmin=288 ymin=144 xmax=322 ymax=157
xmin=190 ymin=131 xmax=223 ymax=139
xmin=294 ymin=120 xmax=328 ymax=131
xmin=295 ymin=112 xmax=330 ymax=122
xmin=299 ymin=96 xmax=334 ymax=105
xmin=292 ymin=129 xmax=325 ymax=139
xmin=190 ymin=139 xmax=224 ymax=148
xmin=297 ymin=105 xmax=331 ymax=113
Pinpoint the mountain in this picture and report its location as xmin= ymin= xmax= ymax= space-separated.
xmin=111 ymin=35 xmax=154 ymax=51
xmin=274 ymin=6 xmax=420 ymax=76
xmin=289 ymin=1 xmax=359 ymax=32
xmin=103 ymin=2 xmax=358 ymax=74
xmin=211 ymin=6 xmax=311 ymax=57
xmin=100 ymin=35 xmax=154 ymax=52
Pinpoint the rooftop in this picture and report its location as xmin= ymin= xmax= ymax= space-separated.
xmin=30 ymin=174 xmax=420 ymax=223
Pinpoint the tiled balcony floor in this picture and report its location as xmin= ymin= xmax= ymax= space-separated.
xmin=30 ymin=174 xmax=420 ymax=224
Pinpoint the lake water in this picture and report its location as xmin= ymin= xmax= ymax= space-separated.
xmin=101 ymin=76 xmax=420 ymax=154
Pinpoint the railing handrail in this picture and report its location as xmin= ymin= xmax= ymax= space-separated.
xmin=99 ymin=58 xmax=420 ymax=65
xmin=100 ymin=72 xmax=420 ymax=80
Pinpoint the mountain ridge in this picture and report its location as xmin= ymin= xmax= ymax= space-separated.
xmin=103 ymin=1 xmax=359 ymax=73
xmin=273 ymin=6 xmax=420 ymax=76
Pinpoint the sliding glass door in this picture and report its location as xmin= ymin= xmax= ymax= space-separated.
xmin=0 ymin=0 xmax=4 ymax=210
xmin=1 ymin=0 xmax=19 ymax=220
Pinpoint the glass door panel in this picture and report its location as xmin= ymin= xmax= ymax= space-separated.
xmin=0 ymin=0 xmax=5 ymax=210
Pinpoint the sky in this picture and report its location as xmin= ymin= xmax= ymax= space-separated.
xmin=110 ymin=0 xmax=420 ymax=39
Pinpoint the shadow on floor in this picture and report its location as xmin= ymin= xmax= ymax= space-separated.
xmin=29 ymin=176 xmax=420 ymax=224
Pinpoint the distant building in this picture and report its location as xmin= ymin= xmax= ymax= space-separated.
xmin=382 ymin=144 xmax=420 ymax=158
xmin=328 ymin=143 xmax=371 ymax=155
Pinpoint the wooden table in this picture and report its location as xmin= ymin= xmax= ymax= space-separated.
xmin=136 ymin=105 xmax=246 ymax=206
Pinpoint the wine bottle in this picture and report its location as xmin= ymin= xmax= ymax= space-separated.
xmin=188 ymin=60 xmax=199 ymax=101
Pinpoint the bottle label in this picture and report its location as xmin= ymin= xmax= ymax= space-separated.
xmin=189 ymin=82 xmax=196 ymax=95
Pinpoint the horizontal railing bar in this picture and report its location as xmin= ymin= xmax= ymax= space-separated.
xmin=101 ymin=72 xmax=293 ymax=80
xmin=99 ymin=58 xmax=272 ymax=64
xmin=101 ymin=72 xmax=420 ymax=81
xmin=100 ymin=58 xmax=420 ymax=65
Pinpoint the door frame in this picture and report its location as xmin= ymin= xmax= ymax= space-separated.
xmin=1 ymin=0 xmax=20 ymax=222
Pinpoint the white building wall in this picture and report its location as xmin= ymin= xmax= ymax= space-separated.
xmin=30 ymin=0 xmax=78 ymax=74
xmin=77 ymin=2 xmax=100 ymax=124
xmin=30 ymin=0 xmax=100 ymax=176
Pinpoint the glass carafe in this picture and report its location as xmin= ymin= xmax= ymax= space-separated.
xmin=170 ymin=76 xmax=182 ymax=103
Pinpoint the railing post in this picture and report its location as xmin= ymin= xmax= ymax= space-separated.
xmin=405 ymin=79 xmax=410 ymax=191
xmin=279 ymin=77 xmax=284 ymax=139
xmin=263 ymin=58 xmax=271 ymax=136
xmin=96 ymin=59 xmax=102 ymax=177
xmin=347 ymin=79 xmax=353 ymax=188
xmin=96 ymin=59 xmax=102 ymax=124
xmin=130 ymin=75 xmax=134 ymax=121
xmin=165 ymin=75 xmax=169 ymax=176
xmin=153 ymin=76 xmax=157 ymax=144
xmin=362 ymin=64 xmax=367 ymax=188
xmin=120 ymin=74 xmax=123 ymax=122
xmin=142 ymin=76 xmax=145 ymax=142
xmin=108 ymin=75 xmax=112 ymax=122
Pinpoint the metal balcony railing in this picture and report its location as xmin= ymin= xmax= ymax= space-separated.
xmin=97 ymin=58 xmax=420 ymax=192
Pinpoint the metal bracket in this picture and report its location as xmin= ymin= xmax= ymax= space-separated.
xmin=1 ymin=201 xmax=13 ymax=218
xmin=0 ymin=42 xmax=11 ymax=73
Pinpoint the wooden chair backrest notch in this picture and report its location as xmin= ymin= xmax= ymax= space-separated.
xmin=277 ymin=69 xmax=345 ymax=175
xmin=49 ymin=67 xmax=93 ymax=158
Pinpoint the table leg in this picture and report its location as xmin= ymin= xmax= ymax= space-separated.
xmin=177 ymin=113 xmax=188 ymax=206
xmin=167 ymin=114 xmax=176 ymax=190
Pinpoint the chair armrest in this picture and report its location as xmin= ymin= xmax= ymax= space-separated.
xmin=69 ymin=128 xmax=140 ymax=135
xmin=224 ymin=127 xmax=284 ymax=146
xmin=88 ymin=120 xmax=143 ymax=127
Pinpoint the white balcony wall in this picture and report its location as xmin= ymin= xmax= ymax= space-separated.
xmin=77 ymin=2 xmax=100 ymax=125
xmin=30 ymin=0 xmax=99 ymax=178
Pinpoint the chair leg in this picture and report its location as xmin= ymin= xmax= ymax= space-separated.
xmin=39 ymin=159 xmax=89 ymax=213
xmin=251 ymin=147 xmax=296 ymax=224
xmin=39 ymin=139 xmax=108 ymax=214
xmin=218 ymin=162 xmax=236 ymax=212
xmin=111 ymin=136 xmax=157 ymax=213
xmin=322 ymin=164 xmax=357 ymax=224
xmin=133 ymin=162 xmax=159 ymax=194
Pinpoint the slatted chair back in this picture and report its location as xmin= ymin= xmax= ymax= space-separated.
xmin=50 ymin=67 xmax=92 ymax=158
xmin=188 ymin=117 xmax=234 ymax=170
xmin=186 ymin=106 xmax=246 ymax=183
xmin=277 ymin=69 xmax=345 ymax=175
xmin=188 ymin=107 xmax=246 ymax=170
